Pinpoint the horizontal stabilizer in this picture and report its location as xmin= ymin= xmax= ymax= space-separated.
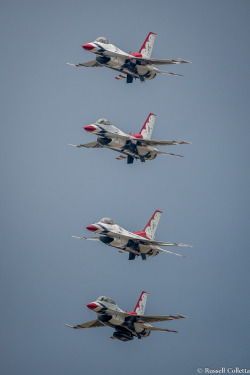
xmin=157 ymin=247 xmax=185 ymax=257
xmin=148 ymin=326 xmax=178 ymax=333
xmin=154 ymin=150 xmax=184 ymax=157
xmin=153 ymin=67 xmax=184 ymax=77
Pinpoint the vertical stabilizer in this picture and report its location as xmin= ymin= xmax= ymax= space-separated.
xmin=134 ymin=210 xmax=163 ymax=240
xmin=139 ymin=32 xmax=156 ymax=58
xmin=143 ymin=210 xmax=163 ymax=240
xmin=139 ymin=113 xmax=157 ymax=139
xmin=133 ymin=291 xmax=148 ymax=315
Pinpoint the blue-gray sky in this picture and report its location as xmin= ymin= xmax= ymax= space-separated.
xmin=1 ymin=0 xmax=250 ymax=374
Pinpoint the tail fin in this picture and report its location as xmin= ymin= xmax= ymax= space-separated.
xmin=143 ymin=210 xmax=162 ymax=240
xmin=133 ymin=291 xmax=148 ymax=315
xmin=139 ymin=113 xmax=157 ymax=139
xmin=134 ymin=210 xmax=163 ymax=240
xmin=139 ymin=32 xmax=156 ymax=58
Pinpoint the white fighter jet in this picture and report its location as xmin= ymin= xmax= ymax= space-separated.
xmin=73 ymin=210 xmax=192 ymax=261
xmin=69 ymin=113 xmax=191 ymax=164
xmin=67 ymin=32 xmax=191 ymax=83
xmin=66 ymin=291 xmax=187 ymax=341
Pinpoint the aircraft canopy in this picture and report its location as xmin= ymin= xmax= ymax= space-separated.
xmin=96 ymin=118 xmax=112 ymax=126
xmin=99 ymin=217 xmax=115 ymax=225
xmin=95 ymin=37 xmax=110 ymax=44
xmin=97 ymin=296 xmax=116 ymax=305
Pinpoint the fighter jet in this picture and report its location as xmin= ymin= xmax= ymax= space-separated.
xmin=69 ymin=113 xmax=191 ymax=164
xmin=73 ymin=210 xmax=192 ymax=260
xmin=67 ymin=32 xmax=191 ymax=83
xmin=66 ymin=291 xmax=186 ymax=341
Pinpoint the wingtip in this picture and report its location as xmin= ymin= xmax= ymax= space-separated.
xmin=177 ymin=314 xmax=188 ymax=319
xmin=178 ymin=59 xmax=192 ymax=64
xmin=178 ymin=140 xmax=192 ymax=145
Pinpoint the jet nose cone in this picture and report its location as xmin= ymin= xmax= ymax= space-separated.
xmin=82 ymin=43 xmax=95 ymax=51
xmin=84 ymin=125 xmax=97 ymax=132
xmin=87 ymin=302 xmax=99 ymax=310
xmin=86 ymin=224 xmax=99 ymax=232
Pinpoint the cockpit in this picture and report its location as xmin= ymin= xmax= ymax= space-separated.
xmin=96 ymin=118 xmax=112 ymax=126
xmin=99 ymin=217 xmax=115 ymax=225
xmin=95 ymin=37 xmax=110 ymax=44
xmin=97 ymin=296 xmax=116 ymax=305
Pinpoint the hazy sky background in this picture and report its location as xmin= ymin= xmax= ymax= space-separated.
xmin=1 ymin=0 xmax=250 ymax=374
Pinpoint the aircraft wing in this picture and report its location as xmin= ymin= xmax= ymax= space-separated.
xmin=102 ymin=309 xmax=186 ymax=324
xmin=102 ymin=227 xmax=192 ymax=248
xmin=72 ymin=235 xmax=100 ymax=241
xmin=66 ymin=319 xmax=105 ymax=329
xmin=101 ymin=134 xmax=189 ymax=149
xmin=100 ymin=51 xmax=191 ymax=66
xmin=150 ymin=240 xmax=192 ymax=247
xmin=67 ymin=61 xmax=104 ymax=68
xmin=136 ymin=58 xmax=191 ymax=65
xmin=134 ymin=313 xmax=187 ymax=324
xmin=140 ymin=139 xmax=191 ymax=146
xmin=69 ymin=141 xmax=103 ymax=149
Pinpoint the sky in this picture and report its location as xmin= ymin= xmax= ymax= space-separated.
xmin=0 ymin=0 xmax=250 ymax=374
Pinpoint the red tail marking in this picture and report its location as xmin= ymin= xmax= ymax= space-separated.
xmin=139 ymin=32 xmax=156 ymax=54
xmin=133 ymin=291 xmax=148 ymax=313
xmin=139 ymin=113 xmax=157 ymax=136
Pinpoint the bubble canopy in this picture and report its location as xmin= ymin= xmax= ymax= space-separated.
xmin=95 ymin=37 xmax=110 ymax=44
xmin=97 ymin=296 xmax=116 ymax=305
xmin=99 ymin=217 xmax=115 ymax=225
xmin=96 ymin=118 xmax=112 ymax=126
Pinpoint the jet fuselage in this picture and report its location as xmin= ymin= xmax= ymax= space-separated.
xmin=87 ymin=296 xmax=151 ymax=341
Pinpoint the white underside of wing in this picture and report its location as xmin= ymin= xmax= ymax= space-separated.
xmin=135 ymin=314 xmax=187 ymax=323
xmin=72 ymin=235 xmax=100 ymax=241
xmin=102 ymin=310 xmax=187 ymax=324
xmin=103 ymin=228 xmax=192 ymax=248
xmin=140 ymin=58 xmax=191 ymax=65
xmin=141 ymin=139 xmax=191 ymax=146
xmin=67 ymin=61 xmax=104 ymax=68
xmin=66 ymin=319 xmax=105 ymax=329
xmin=69 ymin=141 xmax=103 ymax=149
